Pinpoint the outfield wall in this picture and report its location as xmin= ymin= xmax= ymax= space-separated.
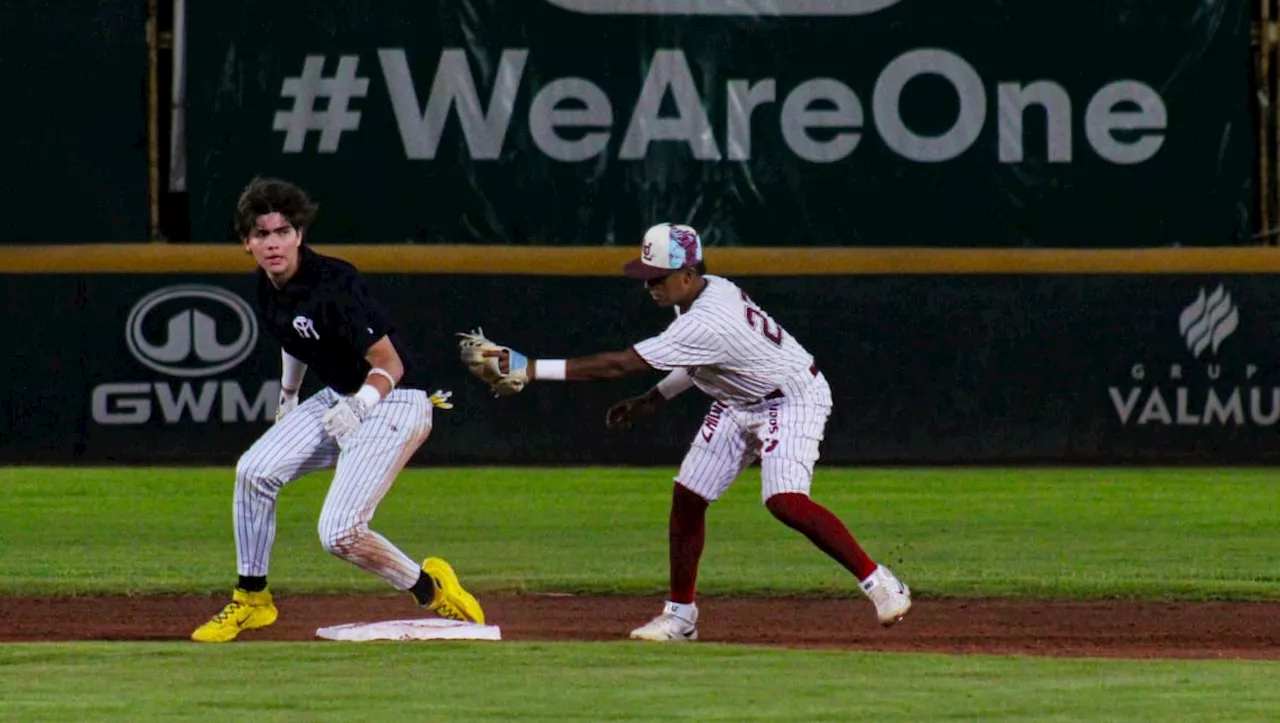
xmin=3 ymin=246 xmax=1278 ymax=465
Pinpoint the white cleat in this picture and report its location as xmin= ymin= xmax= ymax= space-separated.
xmin=630 ymin=600 xmax=699 ymax=642
xmin=861 ymin=565 xmax=912 ymax=627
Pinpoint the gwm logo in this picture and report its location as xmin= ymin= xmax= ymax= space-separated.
xmin=125 ymin=285 xmax=258 ymax=377
xmin=1109 ymin=284 xmax=1275 ymax=427
xmin=93 ymin=284 xmax=278 ymax=425
xmin=1178 ymin=284 xmax=1238 ymax=359
xmin=542 ymin=0 xmax=905 ymax=15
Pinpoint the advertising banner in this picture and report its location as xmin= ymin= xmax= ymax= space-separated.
xmin=185 ymin=0 xmax=1254 ymax=248
xmin=3 ymin=272 xmax=1277 ymax=465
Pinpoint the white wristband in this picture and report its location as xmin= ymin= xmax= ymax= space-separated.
xmin=536 ymin=359 xmax=567 ymax=381
xmin=367 ymin=367 xmax=397 ymax=389
xmin=354 ymin=384 xmax=383 ymax=409
xmin=656 ymin=368 xmax=694 ymax=400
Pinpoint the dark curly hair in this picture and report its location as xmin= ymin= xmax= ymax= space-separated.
xmin=234 ymin=177 xmax=319 ymax=239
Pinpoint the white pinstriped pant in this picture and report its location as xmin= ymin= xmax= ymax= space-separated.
xmin=233 ymin=387 xmax=433 ymax=590
xmin=677 ymin=373 xmax=833 ymax=503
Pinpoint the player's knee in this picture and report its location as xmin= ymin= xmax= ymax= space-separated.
xmin=765 ymin=491 xmax=810 ymax=522
xmin=235 ymin=454 xmax=281 ymax=496
xmin=673 ymin=481 xmax=712 ymax=507
xmin=760 ymin=456 xmax=816 ymax=501
xmin=318 ymin=519 xmax=366 ymax=558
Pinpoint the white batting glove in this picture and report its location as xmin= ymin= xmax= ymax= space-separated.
xmin=322 ymin=397 xmax=369 ymax=443
xmin=275 ymin=388 xmax=299 ymax=423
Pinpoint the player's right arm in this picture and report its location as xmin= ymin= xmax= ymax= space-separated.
xmin=630 ymin=317 xmax=725 ymax=371
xmin=529 ymin=348 xmax=654 ymax=381
xmin=527 ymin=315 xmax=721 ymax=382
xmin=281 ymin=349 xmax=307 ymax=392
xmin=524 ymin=315 xmax=720 ymax=383
xmin=470 ymin=316 xmax=718 ymax=389
xmin=276 ymin=349 xmax=308 ymax=422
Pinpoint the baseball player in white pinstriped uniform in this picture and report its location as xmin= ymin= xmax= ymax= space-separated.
xmin=460 ymin=223 xmax=911 ymax=642
xmin=191 ymin=178 xmax=484 ymax=643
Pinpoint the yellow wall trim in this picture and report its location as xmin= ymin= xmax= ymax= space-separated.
xmin=2 ymin=244 xmax=1280 ymax=274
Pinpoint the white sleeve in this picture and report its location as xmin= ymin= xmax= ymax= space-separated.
xmin=632 ymin=318 xmax=724 ymax=370
xmin=655 ymin=368 xmax=694 ymax=399
xmin=281 ymin=349 xmax=308 ymax=391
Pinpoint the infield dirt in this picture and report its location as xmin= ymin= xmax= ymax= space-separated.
xmin=2 ymin=594 xmax=1278 ymax=659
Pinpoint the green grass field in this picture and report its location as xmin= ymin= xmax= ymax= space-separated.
xmin=2 ymin=466 xmax=1278 ymax=721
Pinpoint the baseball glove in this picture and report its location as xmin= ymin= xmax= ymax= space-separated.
xmin=456 ymin=327 xmax=529 ymax=396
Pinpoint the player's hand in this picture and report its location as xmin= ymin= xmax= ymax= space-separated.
xmin=275 ymin=388 xmax=299 ymax=423
xmin=322 ymin=396 xmax=369 ymax=443
xmin=606 ymin=393 xmax=661 ymax=431
xmin=457 ymin=328 xmax=529 ymax=396
xmin=482 ymin=348 xmax=517 ymax=374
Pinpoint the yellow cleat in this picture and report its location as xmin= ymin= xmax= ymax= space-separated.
xmin=191 ymin=588 xmax=279 ymax=643
xmin=421 ymin=557 xmax=485 ymax=624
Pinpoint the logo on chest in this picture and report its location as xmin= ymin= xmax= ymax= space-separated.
xmin=292 ymin=315 xmax=320 ymax=340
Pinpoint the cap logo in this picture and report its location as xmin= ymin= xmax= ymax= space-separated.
xmin=671 ymin=226 xmax=700 ymax=263
xmin=642 ymin=240 xmax=654 ymax=261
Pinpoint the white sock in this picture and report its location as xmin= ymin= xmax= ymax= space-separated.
xmin=664 ymin=600 xmax=698 ymax=622
xmin=860 ymin=565 xmax=886 ymax=595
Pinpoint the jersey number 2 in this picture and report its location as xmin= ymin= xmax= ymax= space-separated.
xmin=741 ymin=291 xmax=783 ymax=346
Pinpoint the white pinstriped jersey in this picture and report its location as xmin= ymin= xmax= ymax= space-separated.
xmin=632 ymin=275 xmax=815 ymax=405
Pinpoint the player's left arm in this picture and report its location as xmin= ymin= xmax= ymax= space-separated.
xmin=605 ymin=368 xmax=692 ymax=430
xmin=323 ymin=335 xmax=404 ymax=442
xmin=529 ymin=349 xmax=653 ymax=381
xmin=336 ymin=271 xmax=402 ymax=397
xmin=363 ymin=335 xmax=404 ymax=396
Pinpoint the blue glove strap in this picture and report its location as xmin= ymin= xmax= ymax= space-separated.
xmin=508 ymin=349 xmax=528 ymax=375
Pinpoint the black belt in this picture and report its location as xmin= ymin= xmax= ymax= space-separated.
xmin=762 ymin=363 xmax=818 ymax=401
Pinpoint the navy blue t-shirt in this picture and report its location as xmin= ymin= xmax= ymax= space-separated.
xmin=256 ymin=246 xmax=424 ymax=394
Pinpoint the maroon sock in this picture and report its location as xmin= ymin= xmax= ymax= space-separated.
xmin=766 ymin=492 xmax=879 ymax=581
xmin=668 ymin=483 xmax=709 ymax=604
